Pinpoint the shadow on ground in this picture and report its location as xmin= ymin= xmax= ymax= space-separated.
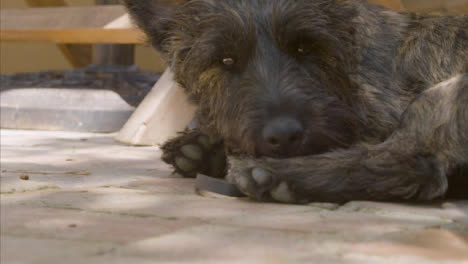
xmin=1 ymin=129 xmax=467 ymax=264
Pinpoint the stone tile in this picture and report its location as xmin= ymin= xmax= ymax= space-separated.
xmin=2 ymin=129 xmax=468 ymax=264
xmin=1 ymin=205 xmax=203 ymax=243
xmin=1 ymin=186 xmax=307 ymax=222
xmin=0 ymin=129 xmax=170 ymax=190
xmin=340 ymin=201 xmax=468 ymax=222
xmin=118 ymin=224 xmax=339 ymax=264
xmin=79 ymin=256 xmax=168 ymax=264
xmin=221 ymin=209 xmax=422 ymax=239
xmin=1 ymin=235 xmax=117 ymax=264
xmin=117 ymin=224 xmax=468 ymax=264
xmin=1 ymin=175 xmax=58 ymax=194
xmin=124 ymin=178 xmax=196 ymax=195
xmin=216 ymin=201 xmax=468 ymax=243
xmin=349 ymin=228 xmax=468 ymax=262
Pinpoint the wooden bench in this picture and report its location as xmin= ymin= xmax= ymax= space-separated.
xmin=0 ymin=3 xmax=191 ymax=144
xmin=0 ymin=6 xmax=144 ymax=44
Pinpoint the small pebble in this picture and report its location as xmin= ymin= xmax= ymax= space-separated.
xmin=68 ymin=224 xmax=77 ymax=228
xmin=20 ymin=174 xmax=29 ymax=181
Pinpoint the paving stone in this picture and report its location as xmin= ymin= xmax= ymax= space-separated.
xmin=1 ymin=129 xmax=467 ymax=264
xmin=1 ymin=130 xmax=168 ymax=191
xmin=349 ymin=228 xmax=468 ymax=261
xmin=118 ymin=224 xmax=336 ymax=264
xmin=1 ymin=205 xmax=203 ymax=243
xmin=222 ymin=209 xmax=423 ymax=238
xmin=0 ymin=175 xmax=58 ymax=194
xmin=339 ymin=201 xmax=467 ymax=222
xmin=1 ymin=235 xmax=117 ymax=264
xmin=117 ymin=224 xmax=468 ymax=264
xmin=125 ymin=178 xmax=197 ymax=195
xmin=1 ymin=186 xmax=306 ymax=222
xmin=0 ymin=88 xmax=134 ymax=132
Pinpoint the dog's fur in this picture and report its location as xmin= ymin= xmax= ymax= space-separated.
xmin=125 ymin=0 xmax=468 ymax=203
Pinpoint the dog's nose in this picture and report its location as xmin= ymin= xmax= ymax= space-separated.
xmin=261 ymin=117 xmax=304 ymax=155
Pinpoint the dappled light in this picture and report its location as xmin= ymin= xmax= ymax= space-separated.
xmin=1 ymin=130 xmax=467 ymax=263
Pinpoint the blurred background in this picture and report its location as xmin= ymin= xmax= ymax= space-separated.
xmin=0 ymin=0 xmax=467 ymax=135
xmin=0 ymin=0 xmax=167 ymax=74
xmin=1 ymin=0 xmax=467 ymax=75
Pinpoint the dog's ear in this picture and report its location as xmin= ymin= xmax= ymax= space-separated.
xmin=124 ymin=0 xmax=188 ymax=52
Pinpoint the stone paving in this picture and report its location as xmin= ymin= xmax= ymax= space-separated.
xmin=1 ymin=129 xmax=467 ymax=264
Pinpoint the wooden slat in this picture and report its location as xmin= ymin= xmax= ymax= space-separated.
xmin=93 ymin=0 xmax=135 ymax=66
xmin=58 ymin=44 xmax=93 ymax=68
xmin=1 ymin=6 xmax=126 ymax=30
xmin=444 ymin=0 xmax=468 ymax=13
xmin=369 ymin=0 xmax=401 ymax=10
xmin=1 ymin=28 xmax=144 ymax=44
xmin=26 ymin=0 xmax=92 ymax=68
xmin=0 ymin=6 xmax=145 ymax=44
xmin=25 ymin=0 xmax=67 ymax=6
xmin=401 ymin=0 xmax=468 ymax=13
xmin=401 ymin=0 xmax=444 ymax=12
xmin=116 ymin=69 xmax=197 ymax=146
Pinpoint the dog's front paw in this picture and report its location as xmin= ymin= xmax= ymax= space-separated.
xmin=227 ymin=158 xmax=297 ymax=203
xmin=161 ymin=130 xmax=226 ymax=178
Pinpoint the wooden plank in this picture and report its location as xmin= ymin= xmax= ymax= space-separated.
xmin=1 ymin=28 xmax=144 ymax=44
xmin=401 ymin=0 xmax=444 ymax=12
xmin=93 ymin=44 xmax=135 ymax=65
xmin=25 ymin=0 xmax=67 ymax=6
xmin=444 ymin=0 xmax=468 ymax=13
xmin=93 ymin=0 xmax=135 ymax=66
xmin=402 ymin=0 xmax=468 ymax=13
xmin=116 ymin=69 xmax=197 ymax=146
xmin=369 ymin=0 xmax=401 ymax=10
xmin=58 ymin=44 xmax=93 ymax=68
xmin=0 ymin=6 xmax=145 ymax=44
xmin=1 ymin=6 xmax=127 ymax=30
xmin=26 ymin=0 xmax=92 ymax=68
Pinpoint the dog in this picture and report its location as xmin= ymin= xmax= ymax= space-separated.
xmin=125 ymin=0 xmax=468 ymax=203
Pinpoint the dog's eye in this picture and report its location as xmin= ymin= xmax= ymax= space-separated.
xmin=222 ymin=57 xmax=235 ymax=67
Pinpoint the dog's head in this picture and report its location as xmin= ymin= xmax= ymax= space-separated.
xmin=126 ymin=0 xmax=363 ymax=158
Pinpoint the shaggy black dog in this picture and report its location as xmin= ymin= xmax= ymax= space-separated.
xmin=125 ymin=0 xmax=468 ymax=203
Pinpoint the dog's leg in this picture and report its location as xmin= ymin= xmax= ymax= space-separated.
xmin=228 ymin=74 xmax=468 ymax=203
xmin=161 ymin=130 xmax=227 ymax=178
